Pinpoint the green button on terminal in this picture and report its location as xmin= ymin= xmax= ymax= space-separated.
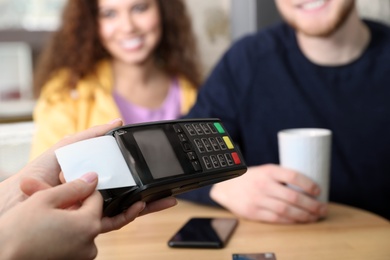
xmin=214 ymin=122 xmax=225 ymax=134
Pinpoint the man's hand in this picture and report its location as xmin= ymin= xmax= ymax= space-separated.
xmin=210 ymin=164 xmax=327 ymax=224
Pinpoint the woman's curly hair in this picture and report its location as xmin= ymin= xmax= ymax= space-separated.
xmin=33 ymin=0 xmax=201 ymax=97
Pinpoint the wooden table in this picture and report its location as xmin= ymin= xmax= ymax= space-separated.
xmin=95 ymin=200 xmax=390 ymax=260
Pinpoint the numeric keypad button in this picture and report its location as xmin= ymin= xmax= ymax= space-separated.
xmin=192 ymin=124 xmax=204 ymax=135
xmin=194 ymin=139 xmax=206 ymax=153
xmin=200 ymin=123 xmax=211 ymax=134
xmin=184 ymin=124 xmax=196 ymax=136
xmin=209 ymin=137 xmax=220 ymax=151
xmin=216 ymin=137 xmax=227 ymax=150
xmin=224 ymin=153 xmax=234 ymax=166
xmin=210 ymin=155 xmax=220 ymax=168
xmin=207 ymin=123 xmax=218 ymax=134
xmin=217 ymin=154 xmax=227 ymax=167
xmin=202 ymin=156 xmax=213 ymax=169
xmin=201 ymin=138 xmax=213 ymax=152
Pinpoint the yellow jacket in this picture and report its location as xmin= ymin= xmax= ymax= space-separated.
xmin=31 ymin=60 xmax=198 ymax=159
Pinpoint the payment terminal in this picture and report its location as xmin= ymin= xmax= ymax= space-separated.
xmin=56 ymin=119 xmax=247 ymax=217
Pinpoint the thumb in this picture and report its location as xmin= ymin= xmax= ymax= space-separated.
xmin=45 ymin=172 xmax=99 ymax=209
xmin=20 ymin=177 xmax=52 ymax=196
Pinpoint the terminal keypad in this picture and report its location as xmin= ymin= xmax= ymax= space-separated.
xmin=174 ymin=122 xmax=242 ymax=172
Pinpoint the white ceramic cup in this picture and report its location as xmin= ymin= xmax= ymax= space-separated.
xmin=278 ymin=128 xmax=332 ymax=203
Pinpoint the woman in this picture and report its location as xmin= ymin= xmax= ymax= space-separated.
xmin=31 ymin=0 xmax=201 ymax=159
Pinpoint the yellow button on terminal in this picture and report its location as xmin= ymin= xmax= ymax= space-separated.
xmin=222 ymin=136 xmax=234 ymax=149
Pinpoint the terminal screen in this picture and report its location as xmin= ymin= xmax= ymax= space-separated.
xmin=133 ymin=129 xmax=184 ymax=179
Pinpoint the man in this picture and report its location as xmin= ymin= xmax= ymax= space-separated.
xmin=178 ymin=0 xmax=390 ymax=223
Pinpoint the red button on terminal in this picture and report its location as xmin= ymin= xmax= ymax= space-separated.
xmin=231 ymin=152 xmax=241 ymax=165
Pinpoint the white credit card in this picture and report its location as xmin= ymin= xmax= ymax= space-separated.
xmin=55 ymin=136 xmax=136 ymax=190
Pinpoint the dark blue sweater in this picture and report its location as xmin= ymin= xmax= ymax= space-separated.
xmin=179 ymin=20 xmax=390 ymax=220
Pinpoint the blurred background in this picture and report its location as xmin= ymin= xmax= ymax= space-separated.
xmin=1 ymin=0 xmax=390 ymax=103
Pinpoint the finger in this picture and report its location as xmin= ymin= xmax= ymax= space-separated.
xmin=25 ymin=119 xmax=124 ymax=177
xmin=77 ymin=191 xmax=104 ymax=220
xmin=52 ymin=118 xmax=123 ymax=151
xmin=138 ymin=197 xmax=178 ymax=217
xmin=273 ymin=167 xmax=321 ymax=196
xmin=265 ymin=180 xmax=323 ymax=215
xmin=253 ymin=208 xmax=297 ymax=224
xmin=257 ymin=196 xmax=320 ymax=223
xmin=44 ymin=172 xmax=98 ymax=209
xmin=100 ymin=197 xmax=178 ymax=233
xmin=59 ymin=172 xmax=65 ymax=183
xmin=20 ymin=177 xmax=52 ymax=196
xmin=100 ymin=201 xmax=146 ymax=233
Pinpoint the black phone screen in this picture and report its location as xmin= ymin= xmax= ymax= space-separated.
xmin=168 ymin=217 xmax=238 ymax=248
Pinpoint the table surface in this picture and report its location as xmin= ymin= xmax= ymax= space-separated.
xmin=95 ymin=200 xmax=390 ymax=260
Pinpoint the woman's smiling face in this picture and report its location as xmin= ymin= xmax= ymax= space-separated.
xmin=98 ymin=0 xmax=162 ymax=65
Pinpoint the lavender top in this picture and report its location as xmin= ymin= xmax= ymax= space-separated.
xmin=113 ymin=79 xmax=182 ymax=124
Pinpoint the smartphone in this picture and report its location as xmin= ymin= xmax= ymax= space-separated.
xmin=168 ymin=217 xmax=238 ymax=249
